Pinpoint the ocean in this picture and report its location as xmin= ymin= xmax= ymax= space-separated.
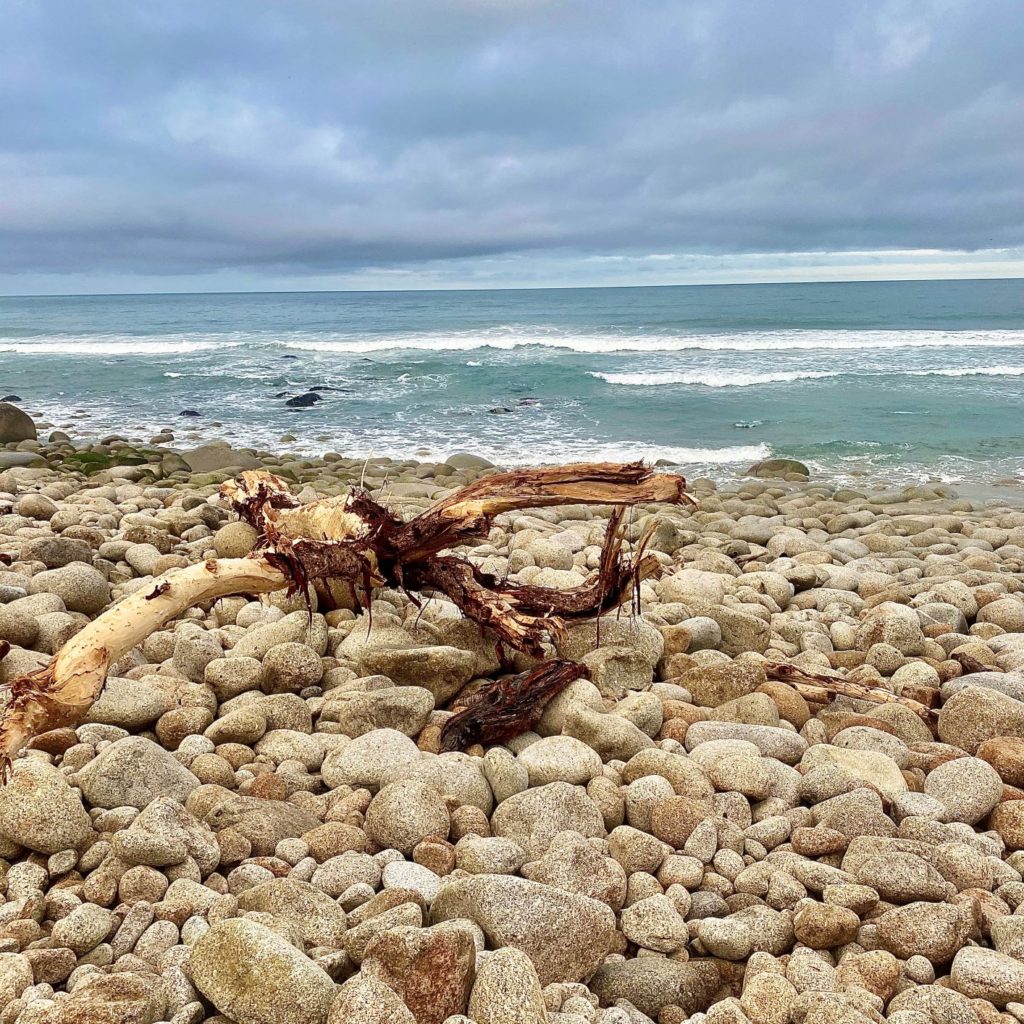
xmin=1 ymin=279 xmax=1023 ymax=483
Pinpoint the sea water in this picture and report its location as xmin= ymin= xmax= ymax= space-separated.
xmin=1 ymin=278 xmax=1023 ymax=482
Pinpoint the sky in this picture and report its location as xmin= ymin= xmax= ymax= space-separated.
xmin=2 ymin=0 xmax=1023 ymax=294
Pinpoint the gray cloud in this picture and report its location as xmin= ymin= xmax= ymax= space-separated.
xmin=2 ymin=0 xmax=1023 ymax=285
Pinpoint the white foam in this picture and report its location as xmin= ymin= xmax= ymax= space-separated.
xmin=906 ymin=365 xmax=1024 ymax=378
xmin=5 ymin=327 xmax=1024 ymax=357
xmin=591 ymin=370 xmax=839 ymax=387
xmin=511 ymin=441 xmax=771 ymax=465
xmin=278 ymin=327 xmax=1024 ymax=354
xmin=0 ymin=337 xmax=236 ymax=355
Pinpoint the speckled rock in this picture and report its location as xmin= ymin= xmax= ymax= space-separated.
xmin=29 ymin=562 xmax=110 ymax=615
xmin=468 ymin=947 xmax=546 ymax=1024
xmin=237 ymin=878 xmax=348 ymax=949
xmin=950 ymin=946 xmax=1024 ymax=1006
xmin=588 ymin=958 xmax=720 ymax=1019
xmin=75 ymin=736 xmax=200 ymax=809
xmin=430 ymin=874 xmax=615 ymax=984
xmin=516 ymin=735 xmax=603 ymax=786
xmin=938 ymin=686 xmax=1024 ymax=752
xmin=328 ymin=976 xmax=415 ymax=1024
xmin=364 ymin=778 xmax=451 ymax=855
xmin=0 ymin=758 xmax=92 ymax=853
xmin=321 ymin=728 xmax=420 ymax=791
xmin=924 ymin=755 xmax=1003 ymax=823
xmin=490 ymin=782 xmax=606 ymax=859
xmin=189 ymin=919 xmax=336 ymax=1024
xmin=874 ymin=901 xmax=972 ymax=963
xmin=361 ymin=923 xmax=476 ymax=1024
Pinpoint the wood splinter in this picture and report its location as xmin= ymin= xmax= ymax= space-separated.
xmin=0 ymin=461 xmax=692 ymax=775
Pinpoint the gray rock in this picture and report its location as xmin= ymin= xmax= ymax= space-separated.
xmin=29 ymin=562 xmax=110 ymax=615
xmin=75 ymin=736 xmax=200 ymax=809
xmin=490 ymin=782 xmax=605 ymax=859
xmin=22 ymin=535 xmax=94 ymax=568
xmin=182 ymin=443 xmax=261 ymax=473
xmin=517 ymin=735 xmax=603 ymax=786
xmin=322 ymin=686 xmax=434 ymax=737
xmin=0 ymin=758 xmax=92 ymax=853
xmin=924 ymin=756 xmax=1003 ymax=824
xmin=360 ymin=645 xmax=477 ymax=703
xmin=685 ymin=721 xmax=807 ymax=764
xmin=431 ymin=874 xmax=616 ymax=985
xmin=0 ymin=402 xmax=36 ymax=443
xmin=588 ymin=958 xmax=720 ymax=1019
xmin=189 ymin=919 xmax=336 ymax=1024
xmin=321 ymin=728 xmax=420 ymax=791
xmin=87 ymin=676 xmax=176 ymax=729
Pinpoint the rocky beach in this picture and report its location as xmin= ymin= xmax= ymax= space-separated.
xmin=4 ymin=398 xmax=1024 ymax=1024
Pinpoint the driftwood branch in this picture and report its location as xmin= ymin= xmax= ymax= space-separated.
xmin=0 ymin=462 xmax=690 ymax=771
xmin=764 ymin=661 xmax=937 ymax=724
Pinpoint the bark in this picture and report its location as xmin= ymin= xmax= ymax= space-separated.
xmin=1 ymin=462 xmax=689 ymax=771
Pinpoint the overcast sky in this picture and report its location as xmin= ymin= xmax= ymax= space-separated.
xmin=2 ymin=0 xmax=1023 ymax=294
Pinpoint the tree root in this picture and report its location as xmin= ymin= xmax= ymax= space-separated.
xmin=440 ymin=660 xmax=590 ymax=751
xmin=1 ymin=462 xmax=690 ymax=770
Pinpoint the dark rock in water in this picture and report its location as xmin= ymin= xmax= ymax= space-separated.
xmin=285 ymin=392 xmax=322 ymax=408
xmin=273 ymin=391 xmax=289 ymax=399
xmin=179 ymin=409 xmax=201 ymax=418
xmin=1 ymin=395 xmax=21 ymax=402
xmin=748 ymin=457 xmax=810 ymax=479
xmin=517 ymin=397 xmax=541 ymax=406
xmin=488 ymin=407 xmax=512 ymax=414
xmin=0 ymin=402 xmax=37 ymax=443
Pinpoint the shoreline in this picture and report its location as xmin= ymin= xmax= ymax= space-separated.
xmin=2 ymin=405 xmax=1024 ymax=505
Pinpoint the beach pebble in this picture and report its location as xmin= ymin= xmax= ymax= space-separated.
xmin=0 ymin=759 xmax=92 ymax=854
xmin=490 ymin=782 xmax=605 ymax=859
xmin=364 ymin=778 xmax=451 ymax=854
xmin=74 ymin=736 xmax=200 ymax=808
xmin=924 ymin=755 xmax=1003 ymax=823
xmin=517 ymin=735 xmax=603 ymax=786
xmin=261 ymin=641 xmax=324 ymax=693
xmin=431 ymin=874 xmax=615 ymax=985
xmin=468 ymin=946 xmax=547 ymax=1024
xmin=321 ymin=728 xmax=420 ymax=790
xmin=29 ymin=562 xmax=110 ymax=615
xmin=950 ymin=946 xmax=1024 ymax=1006
xmin=328 ymin=976 xmax=415 ymax=1024
xmin=189 ymin=919 xmax=336 ymax=1024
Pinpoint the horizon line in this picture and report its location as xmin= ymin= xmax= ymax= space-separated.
xmin=2 ymin=272 xmax=1022 ymax=300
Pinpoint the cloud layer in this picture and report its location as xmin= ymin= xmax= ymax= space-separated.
xmin=2 ymin=0 xmax=1023 ymax=288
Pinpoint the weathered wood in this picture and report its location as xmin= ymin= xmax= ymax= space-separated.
xmin=765 ymin=661 xmax=937 ymax=724
xmin=1 ymin=462 xmax=690 ymax=771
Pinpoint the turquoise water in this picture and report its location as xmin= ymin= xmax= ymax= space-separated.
xmin=1 ymin=279 xmax=1023 ymax=481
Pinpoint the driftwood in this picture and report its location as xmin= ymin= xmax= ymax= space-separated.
xmin=0 ymin=462 xmax=692 ymax=774
xmin=764 ymin=661 xmax=938 ymax=724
